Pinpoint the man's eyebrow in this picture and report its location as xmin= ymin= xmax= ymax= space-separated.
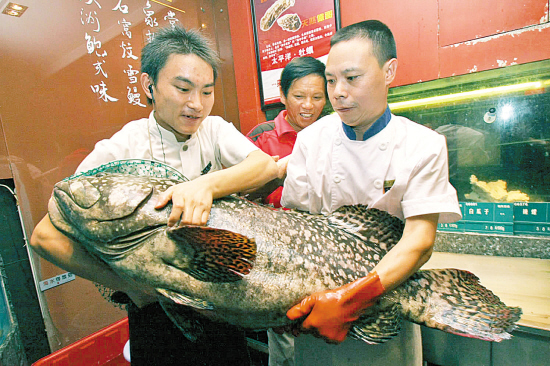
xmin=174 ymin=76 xmax=215 ymax=88
xmin=341 ymin=67 xmax=360 ymax=74
xmin=325 ymin=67 xmax=359 ymax=76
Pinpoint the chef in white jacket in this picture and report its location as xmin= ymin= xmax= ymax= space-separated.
xmin=280 ymin=20 xmax=461 ymax=366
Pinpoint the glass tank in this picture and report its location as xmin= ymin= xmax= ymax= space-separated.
xmin=388 ymin=60 xmax=550 ymax=236
xmin=0 ymin=259 xmax=15 ymax=347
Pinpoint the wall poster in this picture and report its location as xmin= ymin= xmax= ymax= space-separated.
xmin=251 ymin=0 xmax=340 ymax=108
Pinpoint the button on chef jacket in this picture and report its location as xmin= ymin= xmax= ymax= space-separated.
xmin=281 ymin=107 xmax=462 ymax=223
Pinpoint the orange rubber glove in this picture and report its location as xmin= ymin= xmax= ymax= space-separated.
xmin=286 ymin=271 xmax=385 ymax=343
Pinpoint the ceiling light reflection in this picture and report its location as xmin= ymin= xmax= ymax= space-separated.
xmin=389 ymin=81 xmax=545 ymax=111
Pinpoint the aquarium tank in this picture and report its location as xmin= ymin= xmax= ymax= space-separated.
xmin=388 ymin=60 xmax=550 ymax=236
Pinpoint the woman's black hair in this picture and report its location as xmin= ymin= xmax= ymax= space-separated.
xmin=280 ymin=56 xmax=327 ymax=98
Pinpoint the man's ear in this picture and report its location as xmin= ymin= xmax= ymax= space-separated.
xmin=384 ymin=58 xmax=398 ymax=86
xmin=141 ymin=73 xmax=153 ymax=100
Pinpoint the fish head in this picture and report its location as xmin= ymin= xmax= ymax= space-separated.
xmin=49 ymin=172 xmax=178 ymax=245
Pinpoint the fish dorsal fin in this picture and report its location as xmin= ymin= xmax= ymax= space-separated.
xmin=167 ymin=226 xmax=256 ymax=283
xmin=328 ymin=206 xmax=404 ymax=254
xmin=157 ymin=288 xmax=214 ymax=310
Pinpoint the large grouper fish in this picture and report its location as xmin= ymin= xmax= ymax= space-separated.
xmin=47 ymin=164 xmax=522 ymax=344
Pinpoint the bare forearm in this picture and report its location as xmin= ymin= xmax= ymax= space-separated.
xmin=205 ymin=150 xmax=278 ymax=199
xmin=373 ymin=213 xmax=439 ymax=291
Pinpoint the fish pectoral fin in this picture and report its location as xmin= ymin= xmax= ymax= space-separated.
xmin=167 ymin=226 xmax=256 ymax=283
xmin=157 ymin=288 xmax=214 ymax=310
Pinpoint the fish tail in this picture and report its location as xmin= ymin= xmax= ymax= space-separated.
xmin=390 ymin=269 xmax=522 ymax=342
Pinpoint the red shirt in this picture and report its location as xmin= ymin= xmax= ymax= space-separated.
xmin=247 ymin=110 xmax=297 ymax=207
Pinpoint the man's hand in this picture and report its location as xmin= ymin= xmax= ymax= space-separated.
xmin=286 ymin=272 xmax=385 ymax=344
xmin=155 ymin=180 xmax=214 ymax=227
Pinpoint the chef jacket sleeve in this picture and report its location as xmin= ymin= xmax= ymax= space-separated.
xmin=75 ymin=126 xmax=137 ymax=174
xmin=214 ymin=117 xmax=259 ymax=168
xmin=401 ymin=134 xmax=462 ymax=223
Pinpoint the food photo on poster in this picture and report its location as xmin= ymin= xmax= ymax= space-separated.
xmin=251 ymin=0 xmax=340 ymax=107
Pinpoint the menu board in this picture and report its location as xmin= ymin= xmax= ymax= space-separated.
xmin=251 ymin=0 xmax=340 ymax=108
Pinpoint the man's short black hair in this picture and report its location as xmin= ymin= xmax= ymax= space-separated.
xmin=330 ymin=20 xmax=397 ymax=67
xmin=141 ymin=26 xmax=221 ymax=104
xmin=280 ymin=56 xmax=327 ymax=98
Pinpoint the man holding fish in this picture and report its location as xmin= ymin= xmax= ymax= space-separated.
xmin=278 ymin=20 xmax=462 ymax=366
xmin=31 ymin=25 xmax=278 ymax=366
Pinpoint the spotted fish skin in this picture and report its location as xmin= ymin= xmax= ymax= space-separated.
xmin=48 ymin=172 xmax=522 ymax=344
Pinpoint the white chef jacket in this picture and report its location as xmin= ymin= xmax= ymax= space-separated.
xmin=281 ymin=109 xmax=461 ymax=366
xmin=77 ymin=111 xmax=258 ymax=178
xmin=281 ymin=112 xmax=462 ymax=222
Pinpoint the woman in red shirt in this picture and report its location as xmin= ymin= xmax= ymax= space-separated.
xmin=247 ymin=56 xmax=328 ymax=207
